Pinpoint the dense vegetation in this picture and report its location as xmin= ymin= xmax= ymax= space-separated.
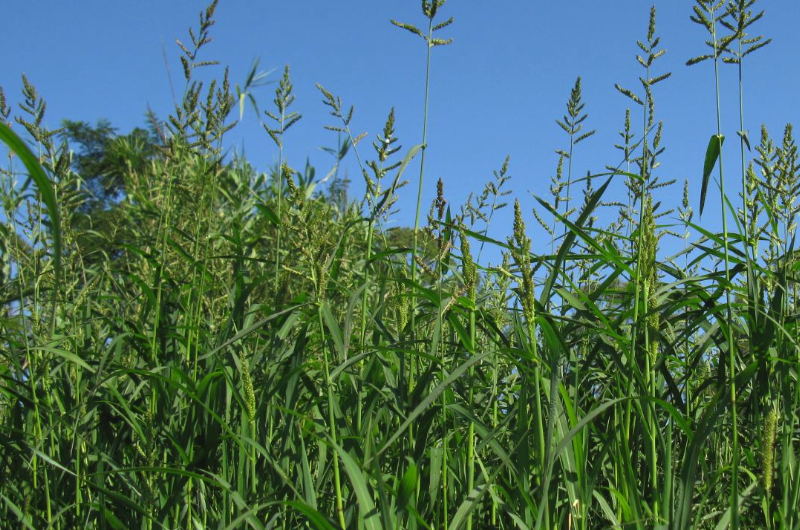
xmin=2 ymin=1 xmax=799 ymax=528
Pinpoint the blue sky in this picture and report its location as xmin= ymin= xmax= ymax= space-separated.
xmin=2 ymin=1 xmax=799 ymax=263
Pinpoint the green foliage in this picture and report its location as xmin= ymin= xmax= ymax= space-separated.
xmin=3 ymin=2 xmax=800 ymax=529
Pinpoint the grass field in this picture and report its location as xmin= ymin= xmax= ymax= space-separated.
xmin=2 ymin=1 xmax=799 ymax=528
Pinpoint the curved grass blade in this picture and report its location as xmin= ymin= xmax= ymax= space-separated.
xmin=332 ymin=442 xmax=383 ymax=530
xmin=1 ymin=495 xmax=36 ymax=530
xmin=397 ymin=459 xmax=418 ymax=514
xmin=0 ymin=122 xmax=61 ymax=305
xmin=284 ymin=501 xmax=338 ymax=530
xmin=699 ymin=134 xmax=724 ymax=217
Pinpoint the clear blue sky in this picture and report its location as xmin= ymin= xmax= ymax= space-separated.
xmin=2 ymin=1 xmax=799 ymax=263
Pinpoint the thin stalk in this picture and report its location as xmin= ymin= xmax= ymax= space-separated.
xmin=475 ymin=183 xmax=502 ymax=264
xmin=466 ymin=307 xmax=476 ymax=530
xmin=267 ymin=67 xmax=300 ymax=297
xmin=734 ymin=31 xmax=763 ymax=449
xmin=491 ymin=322 xmax=499 ymax=528
xmin=359 ymin=137 xmax=377 ymax=347
xmin=627 ymin=69 xmax=652 ymax=514
xmin=359 ymin=233 xmax=374 ymax=347
xmin=681 ymin=186 xmax=694 ymax=421
xmin=644 ymin=278 xmax=657 ymax=513
xmin=562 ymin=136 xmax=576 ymax=321
xmin=562 ymin=118 xmax=578 ymax=247
xmin=410 ymin=18 xmax=434 ymax=321
xmin=273 ymin=90 xmax=289 ymax=295
xmin=313 ymin=249 xmax=345 ymax=529
xmin=433 ymin=226 xmax=449 ymax=530
xmin=407 ymin=19 xmax=435 ymax=498
xmin=531 ymin=324 xmax=545 ymax=526
xmin=317 ymin=304 xmax=347 ymax=529
xmin=736 ymin=42 xmax=751 ymax=265
xmin=710 ymin=14 xmax=740 ymax=528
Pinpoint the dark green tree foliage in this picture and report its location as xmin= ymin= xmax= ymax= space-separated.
xmin=60 ymin=118 xmax=160 ymax=209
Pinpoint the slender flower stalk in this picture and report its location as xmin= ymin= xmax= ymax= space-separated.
xmin=391 ymin=0 xmax=453 ymax=316
xmin=724 ymin=0 xmax=770 ymax=428
xmin=265 ymin=66 xmax=302 ymax=294
xmin=688 ymin=1 xmax=740 ymax=526
xmin=391 ymin=5 xmax=453 ymax=516
xmin=615 ymin=6 xmax=671 ymax=512
xmin=556 ymin=77 xmax=596 ymax=246
xmin=723 ymin=0 xmax=770 ymax=263
xmin=459 ymin=222 xmax=478 ymax=530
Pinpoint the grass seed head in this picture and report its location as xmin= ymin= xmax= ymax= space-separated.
xmin=761 ymin=407 xmax=778 ymax=494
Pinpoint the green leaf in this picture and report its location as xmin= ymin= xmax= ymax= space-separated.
xmin=320 ymin=302 xmax=345 ymax=362
xmin=449 ymin=484 xmax=488 ymax=530
xmin=1 ymin=494 xmax=36 ymax=530
xmin=35 ymin=345 xmax=95 ymax=372
xmin=256 ymin=203 xmax=280 ymax=226
xmin=332 ymin=444 xmax=383 ymax=530
xmin=700 ymin=134 xmax=724 ymax=217
xmin=555 ymin=287 xmax=586 ymax=311
xmin=284 ymin=501 xmax=337 ymax=530
xmin=736 ymin=129 xmax=750 ymax=152
xmin=397 ymin=459 xmax=418 ymax=513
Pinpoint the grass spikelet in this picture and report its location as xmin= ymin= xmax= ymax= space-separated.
xmin=761 ymin=407 xmax=777 ymax=495
xmin=508 ymin=199 xmax=535 ymax=338
xmin=239 ymin=349 xmax=256 ymax=423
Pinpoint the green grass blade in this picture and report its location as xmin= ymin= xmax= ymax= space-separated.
xmin=699 ymin=134 xmax=724 ymax=217
xmin=0 ymin=121 xmax=61 ymax=304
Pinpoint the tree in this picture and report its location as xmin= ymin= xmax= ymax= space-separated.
xmin=60 ymin=118 xmax=160 ymax=210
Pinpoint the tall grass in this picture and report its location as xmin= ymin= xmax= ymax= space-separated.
xmin=2 ymin=1 xmax=800 ymax=529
